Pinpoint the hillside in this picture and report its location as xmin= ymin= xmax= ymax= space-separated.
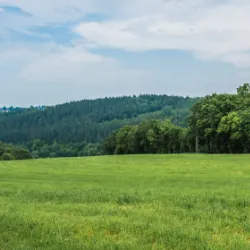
xmin=0 ymin=95 xmax=198 ymax=145
xmin=0 ymin=106 xmax=46 ymax=113
xmin=103 ymin=84 xmax=250 ymax=155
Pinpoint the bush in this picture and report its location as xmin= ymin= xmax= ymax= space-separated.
xmin=1 ymin=153 xmax=15 ymax=161
xmin=11 ymin=148 xmax=32 ymax=160
xmin=0 ymin=146 xmax=5 ymax=157
xmin=49 ymin=152 xmax=58 ymax=158
xmin=32 ymin=151 xmax=39 ymax=159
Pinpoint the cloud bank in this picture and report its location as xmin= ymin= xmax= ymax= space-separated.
xmin=0 ymin=0 xmax=250 ymax=106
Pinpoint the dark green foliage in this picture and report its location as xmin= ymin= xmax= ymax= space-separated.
xmin=23 ymin=140 xmax=101 ymax=159
xmin=102 ymin=120 xmax=193 ymax=155
xmin=188 ymin=83 xmax=250 ymax=153
xmin=104 ymin=83 xmax=250 ymax=155
xmin=0 ymin=141 xmax=31 ymax=161
xmin=2 ymin=84 xmax=250 ymax=158
xmin=1 ymin=152 xmax=15 ymax=161
xmin=0 ymin=95 xmax=198 ymax=145
xmin=11 ymin=147 xmax=32 ymax=160
xmin=0 ymin=146 xmax=4 ymax=157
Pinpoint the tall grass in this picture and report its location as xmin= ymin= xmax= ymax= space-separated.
xmin=1 ymin=155 xmax=250 ymax=249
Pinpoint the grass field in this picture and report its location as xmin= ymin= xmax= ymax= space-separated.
xmin=1 ymin=155 xmax=250 ymax=249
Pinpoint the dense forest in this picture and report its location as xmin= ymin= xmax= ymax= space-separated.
xmin=0 ymin=141 xmax=32 ymax=160
xmin=1 ymin=84 xmax=250 ymax=160
xmin=103 ymin=84 xmax=250 ymax=155
xmin=0 ymin=95 xmax=197 ymax=146
xmin=0 ymin=106 xmax=46 ymax=113
xmin=189 ymin=83 xmax=250 ymax=153
xmin=102 ymin=120 xmax=192 ymax=155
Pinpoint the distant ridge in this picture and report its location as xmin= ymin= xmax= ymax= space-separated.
xmin=0 ymin=106 xmax=46 ymax=113
xmin=0 ymin=95 xmax=199 ymax=144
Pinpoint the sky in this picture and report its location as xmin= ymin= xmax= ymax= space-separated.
xmin=1 ymin=0 xmax=250 ymax=106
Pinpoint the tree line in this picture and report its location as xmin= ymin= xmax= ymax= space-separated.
xmin=102 ymin=120 xmax=192 ymax=155
xmin=0 ymin=95 xmax=198 ymax=145
xmin=0 ymin=140 xmax=102 ymax=161
xmin=0 ymin=141 xmax=32 ymax=161
xmin=1 ymin=84 xmax=250 ymax=161
xmin=188 ymin=83 xmax=250 ymax=153
xmin=103 ymin=84 xmax=250 ymax=155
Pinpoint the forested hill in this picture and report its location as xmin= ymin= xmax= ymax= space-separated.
xmin=0 ymin=95 xmax=198 ymax=144
xmin=0 ymin=106 xmax=46 ymax=113
xmin=103 ymin=84 xmax=250 ymax=155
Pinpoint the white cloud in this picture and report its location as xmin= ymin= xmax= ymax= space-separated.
xmin=1 ymin=41 xmax=248 ymax=107
xmin=18 ymin=44 xmax=116 ymax=83
xmin=0 ymin=0 xmax=110 ymax=22
xmin=1 ymin=0 xmax=250 ymax=106
xmin=74 ymin=0 xmax=250 ymax=68
xmin=2 ymin=0 xmax=250 ymax=68
xmin=0 ymin=43 xmax=151 ymax=106
xmin=0 ymin=6 xmax=43 ymax=39
xmin=0 ymin=0 xmax=217 ymax=24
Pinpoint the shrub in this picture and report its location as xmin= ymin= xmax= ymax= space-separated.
xmin=11 ymin=148 xmax=32 ymax=160
xmin=0 ymin=146 xmax=5 ymax=157
xmin=1 ymin=153 xmax=15 ymax=161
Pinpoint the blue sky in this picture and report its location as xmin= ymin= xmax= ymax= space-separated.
xmin=1 ymin=0 xmax=250 ymax=106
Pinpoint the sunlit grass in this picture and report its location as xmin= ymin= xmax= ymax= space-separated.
xmin=1 ymin=155 xmax=250 ymax=249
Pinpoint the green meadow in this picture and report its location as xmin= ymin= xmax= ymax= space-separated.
xmin=1 ymin=155 xmax=250 ymax=249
